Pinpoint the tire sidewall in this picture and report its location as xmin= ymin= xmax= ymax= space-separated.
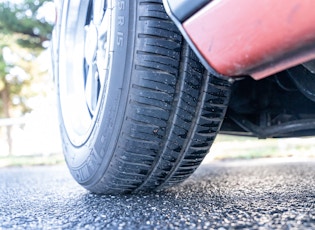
xmin=56 ymin=0 xmax=135 ymax=186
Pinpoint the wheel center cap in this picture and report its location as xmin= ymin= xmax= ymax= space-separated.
xmin=84 ymin=24 xmax=98 ymax=65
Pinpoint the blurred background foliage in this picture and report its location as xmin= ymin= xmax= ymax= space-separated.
xmin=0 ymin=0 xmax=53 ymax=116
xmin=0 ymin=0 xmax=55 ymax=156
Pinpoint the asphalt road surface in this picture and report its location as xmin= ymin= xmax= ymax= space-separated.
xmin=1 ymin=159 xmax=315 ymax=229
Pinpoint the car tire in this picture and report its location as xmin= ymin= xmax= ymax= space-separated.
xmin=55 ymin=0 xmax=231 ymax=194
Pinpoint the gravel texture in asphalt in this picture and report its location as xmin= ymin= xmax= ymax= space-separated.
xmin=1 ymin=159 xmax=315 ymax=229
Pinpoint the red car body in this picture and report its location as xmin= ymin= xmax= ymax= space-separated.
xmin=163 ymin=0 xmax=315 ymax=80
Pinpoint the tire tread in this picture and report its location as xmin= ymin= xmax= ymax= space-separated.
xmin=89 ymin=0 xmax=231 ymax=194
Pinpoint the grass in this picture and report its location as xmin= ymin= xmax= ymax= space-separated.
xmin=2 ymin=135 xmax=315 ymax=167
xmin=208 ymin=135 xmax=315 ymax=161
xmin=0 ymin=153 xmax=65 ymax=168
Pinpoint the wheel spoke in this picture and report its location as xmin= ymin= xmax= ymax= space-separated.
xmin=93 ymin=0 xmax=106 ymax=25
xmin=96 ymin=9 xmax=110 ymax=87
xmin=83 ymin=0 xmax=109 ymax=116
xmin=85 ymin=64 xmax=99 ymax=114
xmin=84 ymin=24 xmax=98 ymax=66
xmin=97 ymin=6 xmax=109 ymax=40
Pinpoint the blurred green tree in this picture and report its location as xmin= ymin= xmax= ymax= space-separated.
xmin=0 ymin=0 xmax=53 ymax=155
